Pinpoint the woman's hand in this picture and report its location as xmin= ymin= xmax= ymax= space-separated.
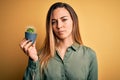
xmin=19 ymin=38 xmax=38 ymax=62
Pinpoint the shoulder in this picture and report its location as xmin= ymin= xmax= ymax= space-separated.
xmin=78 ymin=45 xmax=97 ymax=59
xmin=72 ymin=43 xmax=96 ymax=58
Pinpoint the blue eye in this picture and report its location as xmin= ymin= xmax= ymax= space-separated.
xmin=62 ymin=19 xmax=67 ymax=22
xmin=52 ymin=21 xmax=56 ymax=25
xmin=52 ymin=22 xmax=55 ymax=25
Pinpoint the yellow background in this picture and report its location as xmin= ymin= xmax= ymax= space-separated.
xmin=0 ymin=0 xmax=120 ymax=80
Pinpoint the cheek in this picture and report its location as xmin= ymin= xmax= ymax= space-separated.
xmin=66 ymin=21 xmax=73 ymax=32
xmin=52 ymin=26 xmax=55 ymax=31
xmin=68 ymin=26 xmax=73 ymax=33
xmin=52 ymin=26 xmax=57 ymax=33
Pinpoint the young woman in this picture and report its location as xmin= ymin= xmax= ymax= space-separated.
xmin=20 ymin=2 xmax=98 ymax=80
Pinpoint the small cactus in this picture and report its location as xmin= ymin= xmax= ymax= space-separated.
xmin=26 ymin=26 xmax=36 ymax=33
xmin=25 ymin=26 xmax=37 ymax=43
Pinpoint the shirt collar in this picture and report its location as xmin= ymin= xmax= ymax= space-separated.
xmin=70 ymin=42 xmax=80 ymax=51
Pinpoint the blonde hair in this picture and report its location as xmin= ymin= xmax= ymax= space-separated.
xmin=39 ymin=2 xmax=83 ymax=73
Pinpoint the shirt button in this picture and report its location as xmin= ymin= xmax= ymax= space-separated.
xmin=67 ymin=48 xmax=70 ymax=52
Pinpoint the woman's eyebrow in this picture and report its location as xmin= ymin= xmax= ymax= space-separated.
xmin=60 ymin=16 xmax=68 ymax=19
xmin=52 ymin=16 xmax=68 ymax=20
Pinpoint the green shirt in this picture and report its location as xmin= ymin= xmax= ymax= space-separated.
xmin=23 ymin=43 xmax=98 ymax=80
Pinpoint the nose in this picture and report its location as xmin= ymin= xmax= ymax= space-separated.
xmin=57 ymin=20 xmax=63 ymax=29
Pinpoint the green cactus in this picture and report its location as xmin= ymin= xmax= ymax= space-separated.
xmin=26 ymin=26 xmax=36 ymax=33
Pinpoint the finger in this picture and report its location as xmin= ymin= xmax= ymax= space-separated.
xmin=20 ymin=39 xmax=30 ymax=49
xmin=19 ymin=38 xmax=26 ymax=47
xmin=32 ymin=41 xmax=36 ymax=47
xmin=27 ymin=46 xmax=33 ymax=55
xmin=23 ymin=41 xmax=33 ymax=52
xmin=25 ymin=44 xmax=34 ymax=56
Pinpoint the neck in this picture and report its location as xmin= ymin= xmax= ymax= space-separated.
xmin=56 ymin=37 xmax=74 ymax=49
xmin=56 ymin=37 xmax=74 ymax=60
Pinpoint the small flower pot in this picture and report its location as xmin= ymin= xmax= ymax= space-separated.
xmin=25 ymin=32 xmax=37 ymax=43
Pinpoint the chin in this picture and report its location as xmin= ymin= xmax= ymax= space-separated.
xmin=56 ymin=35 xmax=65 ymax=39
xmin=57 ymin=35 xmax=70 ymax=40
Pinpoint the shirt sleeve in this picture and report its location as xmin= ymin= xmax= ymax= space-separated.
xmin=23 ymin=58 xmax=41 ymax=80
xmin=87 ymin=48 xmax=98 ymax=80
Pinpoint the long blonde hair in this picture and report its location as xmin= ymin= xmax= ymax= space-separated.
xmin=39 ymin=2 xmax=83 ymax=73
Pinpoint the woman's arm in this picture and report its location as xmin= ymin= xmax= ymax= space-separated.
xmin=23 ymin=58 xmax=40 ymax=80
xmin=19 ymin=39 xmax=41 ymax=80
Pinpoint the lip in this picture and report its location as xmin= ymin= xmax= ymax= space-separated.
xmin=58 ymin=30 xmax=65 ymax=35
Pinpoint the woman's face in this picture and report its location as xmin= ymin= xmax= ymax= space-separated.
xmin=51 ymin=8 xmax=73 ymax=40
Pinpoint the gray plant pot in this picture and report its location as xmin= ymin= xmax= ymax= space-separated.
xmin=25 ymin=32 xmax=37 ymax=43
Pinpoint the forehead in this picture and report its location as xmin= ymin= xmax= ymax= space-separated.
xmin=51 ymin=8 xmax=71 ymax=19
